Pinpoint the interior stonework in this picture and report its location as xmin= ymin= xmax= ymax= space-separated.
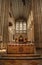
xmin=0 ymin=0 xmax=42 ymax=65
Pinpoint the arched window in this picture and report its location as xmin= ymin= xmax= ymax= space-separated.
xmin=16 ymin=20 xmax=27 ymax=33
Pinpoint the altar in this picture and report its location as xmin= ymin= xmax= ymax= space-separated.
xmin=7 ymin=43 xmax=36 ymax=54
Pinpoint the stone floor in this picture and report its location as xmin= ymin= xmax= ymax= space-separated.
xmin=0 ymin=53 xmax=42 ymax=65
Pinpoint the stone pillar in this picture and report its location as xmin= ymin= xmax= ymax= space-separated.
xmin=0 ymin=0 xmax=2 ymax=35
xmin=32 ymin=0 xmax=42 ymax=47
xmin=27 ymin=10 xmax=34 ymax=43
xmin=2 ymin=0 xmax=10 ymax=48
xmin=0 ymin=0 xmax=2 ymax=48
xmin=0 ymin=0 xmax=6 ymax=49
xmin=8 ymin=0 xmax=15 ymax=42
xmin=11 ymin=0 xmax=16 ymax=40
xmin=1 ymin=0 xmax=9 ymax=47
xmin=39 ymin=0 xmax=42 ymax=48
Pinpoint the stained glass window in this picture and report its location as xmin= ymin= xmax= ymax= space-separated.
xmin=16 ymin=21 xmax=26 ymax=33
xmin=16 ymin=22 xmax=19 ymax=30
xmin=23 ymin=22 xmax=26 ymax=30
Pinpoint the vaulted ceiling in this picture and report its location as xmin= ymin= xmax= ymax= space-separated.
xmin=9 ymin=0 xmax=32 ymax=21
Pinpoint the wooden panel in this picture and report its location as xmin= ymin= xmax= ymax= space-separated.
xmin=7 ymin=44 xmax=35 ymax=54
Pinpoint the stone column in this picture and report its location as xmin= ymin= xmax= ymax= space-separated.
xmin=0 ymin=0 xmax=6 ymax=49
xmin=32 ymin=0 xmax=42 ymax=48
xmin=3 ymin=0 xmax=10 ymax=48
xmin=11 ymin=0 xmax=16 ymax=41
xmin=0 ymin=0 xmax=2 ymax=35
xmin=38 ymin=0 xmax=42 ymax=48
